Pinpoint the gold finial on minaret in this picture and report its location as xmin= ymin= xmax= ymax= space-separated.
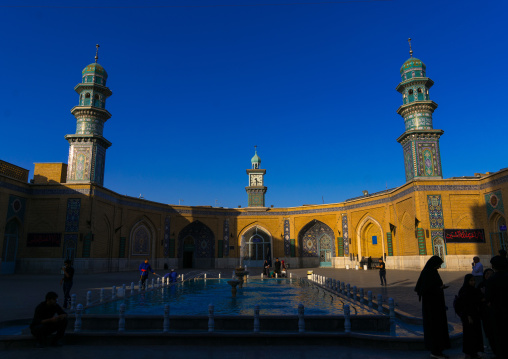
xmin=95 ymin=44 xmax=100 ymax=63
xmin=408 ymin=38 xmax=413 ymax=58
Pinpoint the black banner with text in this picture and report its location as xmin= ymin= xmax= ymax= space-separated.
xmin=444 ymin=229 xmax=485 ymax=243
xmin=27 ymin=233 xmax=61 ymax=247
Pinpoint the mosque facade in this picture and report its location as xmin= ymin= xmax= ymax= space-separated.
xmin=1 ymin=46 xmax=507 ymax=274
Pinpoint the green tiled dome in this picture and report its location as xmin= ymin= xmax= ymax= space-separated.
xmin=251 ymin=151 xmax=261 ymax=165
xmin=82 ymin=63 xmax=108 ymax=79
xmin=400 ymin=57 xmax=426 ymax=74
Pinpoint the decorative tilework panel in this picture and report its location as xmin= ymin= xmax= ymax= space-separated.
xmin=65 ymin=198 xmax=81 ymax=232
xmin=403 ymin=142 xmax=414 ymax=181
xmin=427 ymin=195 xmax=444 ymax=229
xmin=223 ymin=219 xmax=230 ymax=257
xmin=63 ymin=234 xmax=78 ymax=261
xmin=342 ymin=215 xmax=349 ymax=255
xmin=336 ymin=237 xmax=344 ymax=257
xmin=248 ymin=193 xmax=264 ymax=207
xmin=417 ymin=228 xmax=426 ymax=255
xmin=386 ymin=233 xmax=393 ymax=256
xmin=299 ymin=221 xmax=335 ymax=258
xmin=177 ymin=221 xmax=215 ymax=259
xmin=416 ymin=141 xmax=442 ymax=177
xmin=284 ymin=219 xmax=290 ymax=256
xmin=290 ymin=238 xmax=295 ymax=257
xmin=72 ymin=147 xmax=91 ymax=181
xmin=163 ymin=216 xmax=170 ymax=257
xmin=485 ymin=190 xmax=505 ymax=219
xmin=431 ymin=230 xmax=446 ymax=259
xmin=94 ymin=146 xmax=106 ymax=186
xmin=132 ymin=225 xmax=151 ymax=256
xmin=6 ymin=195 xmax=26 ymax=223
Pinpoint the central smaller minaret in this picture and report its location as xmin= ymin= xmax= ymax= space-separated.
xmin=245 ymin=146 xmax=267 ymax=207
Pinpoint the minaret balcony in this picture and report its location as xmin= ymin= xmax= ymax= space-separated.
xmin=74 ymin=83 xmax=112 ymax=97
xmin=71 ymin=106 xmax=112 ymax=120
xmin=396 ymin=78 xmax=434 ymax=93
xmin=396 ymin=101 xmax=438 ymax=117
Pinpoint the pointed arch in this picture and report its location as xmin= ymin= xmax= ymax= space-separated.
xmin=178 ymin=220 xmax=215 ymax=269
xmin=488 ymin=210 xmax=507 ymax=254
xmin=130 ymin=216 xmax=156 ymax=257
xmin=240 ymin=224 xmax=273 ymax=267
xmin=356 ymin=216 xmax=384 ymax=260
xmin=298 ymin=220 xmax=335 ymax=262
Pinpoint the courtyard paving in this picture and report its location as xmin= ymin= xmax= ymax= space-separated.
xmin=0 ymin=266 xmax=478 ymax=358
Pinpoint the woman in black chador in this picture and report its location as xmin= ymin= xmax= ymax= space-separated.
xmin=414 ymin=256 xmax=450 ymax=359
xmin=457 ymin=274 xmax=483 ymax=359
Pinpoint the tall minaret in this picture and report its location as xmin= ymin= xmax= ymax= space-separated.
xmin=65 ymin=45 xmax=112 ymax=186
xmin=245 ymin=146 xmax=267 ymax=207
xmin=396 ymin=39 xmax=444 ymax=182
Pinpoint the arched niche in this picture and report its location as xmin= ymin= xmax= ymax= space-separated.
xmin=177 ymin=221 xmax=215 ymax=269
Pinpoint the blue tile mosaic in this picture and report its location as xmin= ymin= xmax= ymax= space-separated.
xmin=65 ymin=198 xmax=81 ymax=232
xmin=163 ymin=216 xmax=170 ymax=257
xmin=223 ymin=219 xmax=230 ymax=256
xmin=177 ymin=221 xmax=215 ymax=259
xmin=284 ymin=219 xmax=290 ymax=256
xmin=485 ymin=190 xmax=504 ymax=219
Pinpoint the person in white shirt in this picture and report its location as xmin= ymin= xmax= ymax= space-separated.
xmin=472 ymin=256 xmax=484 ymax=288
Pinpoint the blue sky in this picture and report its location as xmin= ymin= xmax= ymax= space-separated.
xmin=1 ymin=0 xmax=506 ymax=208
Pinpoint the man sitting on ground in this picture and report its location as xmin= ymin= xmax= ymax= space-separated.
xmin=30 ymin=291 xmax=68 ymax=348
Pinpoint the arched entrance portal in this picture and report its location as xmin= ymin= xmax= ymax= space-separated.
xmin=298 ymin=220 xmax=335 ymax=267
xmin=318 ymin=234 xmax=333 ymax=267
xmin=489 ymin=213 xmax=507 ymax=255
xmin=242 ymin=226 xmax=271 ymax=267
xmin=2 ymin=219 xmax=19 ymax=274
xmin=432 ymin=233 xmax=447 ymax=269
xmin=178 ymin=221 xmax=215 ymax=269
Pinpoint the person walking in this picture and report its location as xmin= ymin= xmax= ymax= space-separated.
xmin=457 ymin=274 xmax=484 ymax=359
xmin=59 ymin=259 xmax=74 ymax=309
xmin=263 ymin=260 xmax=270 ymax=277
xmin=414 ymin=256 xmax=450 ymax=359
xmin=377 ymin=258 xmax=387 ymax=285
xmin=139 ymin=258 xmax=155 ymax=290
xmin=274 ymin=258 xmax=281 ymax=277
xmin=472 ymin=256 xmax=484 ymax=288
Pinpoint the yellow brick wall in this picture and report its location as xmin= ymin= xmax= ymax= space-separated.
xmin=395 ymin=196 xmax=418 ymax=256
xmin=4 ymin=168 xmax=508 ymax=269
xmin=33 ymin=163 xmax=67 ymax=184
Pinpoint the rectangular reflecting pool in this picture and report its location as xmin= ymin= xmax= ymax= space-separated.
xmin=84 ymin=278 xmax=372 ymax=316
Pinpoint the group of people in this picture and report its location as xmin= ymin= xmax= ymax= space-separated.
xmin=415 ymin=252 xmax=508 ymax=359
xmin=263 ymin=257 xmax=287 ymax=278
xmin=30 ymin=258 xmax=177 ymax=347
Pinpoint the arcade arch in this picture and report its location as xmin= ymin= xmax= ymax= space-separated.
xmin=240 ymin=225 xmax=272 ymax=268
xmin=177 ymin=220 xmax=215 ymax=269
xmin=298 ymin=220 xmax=335 ymax=267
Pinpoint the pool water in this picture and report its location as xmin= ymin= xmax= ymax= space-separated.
xmin=85 ymin=278 xmax=372 ymax=316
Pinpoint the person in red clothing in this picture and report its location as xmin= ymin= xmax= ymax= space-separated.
xmin=139 ymin=258 xmax=155 ymax=290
